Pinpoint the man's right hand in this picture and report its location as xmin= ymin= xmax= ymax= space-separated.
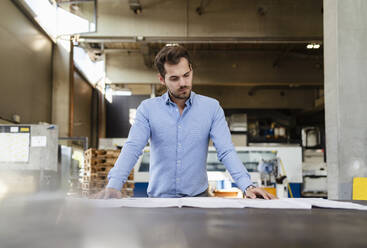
xmin=90 ymin=187 xmax=123 ymax=199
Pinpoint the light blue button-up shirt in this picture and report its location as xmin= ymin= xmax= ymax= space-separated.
xmin=107 ymin=91 xmax=252 ymax=197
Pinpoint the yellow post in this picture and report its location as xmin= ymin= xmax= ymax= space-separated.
xmin=353 ymin=177 xmax=367 ymax=200
xmin=278 ymin=158 xmax=294 ymax=198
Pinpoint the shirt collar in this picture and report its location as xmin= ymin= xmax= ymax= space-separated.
xmin=162 ymin=91 xmax=195 ymax=106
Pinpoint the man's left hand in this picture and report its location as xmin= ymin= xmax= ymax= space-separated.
xmin=245 ymin=186 xmax=277 ymax=200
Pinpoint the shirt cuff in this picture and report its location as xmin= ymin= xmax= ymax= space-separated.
xmin=237 ymin=179 xmax=253 ymax=193
xmin=106 ymin=178 xmax=123 ymax=191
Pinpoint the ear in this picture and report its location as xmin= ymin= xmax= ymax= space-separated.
xmin=158 ymin=73 xmax=165 ymax=86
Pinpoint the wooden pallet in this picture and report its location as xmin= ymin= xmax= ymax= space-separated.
xmin=82 ymin=181 xmax=106 ymax=190
xmin=84 ymin=165 xmax=114 ymax=174
xmin=84 ymin=149 xmax=121 ymax=160
xmin=85 ymin=157 xmax=117 ymax=166
xmin=81 ymin=149 xmax=134 ymax=197
xmin=122 ymin=180 xmax=135 ymax=189
xmin=83 ymin=173 xmax=108 ymax=181
xmin=128 ymin=172 xmax=134 ymax=180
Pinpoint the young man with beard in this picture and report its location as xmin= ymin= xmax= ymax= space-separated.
xmin=96 ymin=45 xmax=275 ymax=200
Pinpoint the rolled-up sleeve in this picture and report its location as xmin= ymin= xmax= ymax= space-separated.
xmin=209 ymin=103 xmax=252 ymax=192
xmin=107 ymin=101 xmax=151 ymax=190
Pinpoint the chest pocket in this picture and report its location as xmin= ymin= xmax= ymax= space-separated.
xmin=185 ymin=120 xmax=210 ymax=146
xmin=150 ymin=112 xmax=176 ymax=145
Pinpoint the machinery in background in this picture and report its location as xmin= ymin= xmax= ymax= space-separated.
xmin=302 ymin=149 xmax=327 ymax=197
xmin=257 ymin=158 xmax=278 ymax=187
xmin=0 ymin=124 xmax=59 ymax=197
xmin=247 ymin=119 xmax=289 ymax=144
xmin=228 ymin=113 xmax=247 ymax=132
xmin=133 ymin=147 xmax=150 ymax=197
xmin=257 ymin=157 xmax=294 ymax=198
xmin=209 ymin=148 xmax=294 ymax=198
xmin=0 ymin=124 xmax=98 ymax=198
xmin=301 ymin=126 xmax=327 ymax=198
xmin=302 ymin=127 xmax=321 ymax=148
xmin=133 ymin=146 xmax=302 ymax=198
xmin=98 ymin=138 xmax=127 ymax=150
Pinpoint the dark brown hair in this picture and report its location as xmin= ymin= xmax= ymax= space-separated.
xmin=154 ymin=45 xmax=193 ymax=78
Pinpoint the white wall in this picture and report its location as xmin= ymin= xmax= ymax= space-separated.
xmin=0 ymin=1 xmax=52 ymax=123
xmin=52 ymin=41 xmax=71 ymax=137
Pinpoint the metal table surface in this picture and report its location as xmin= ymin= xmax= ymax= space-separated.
xmin=1 ymin=195 xmax=367 ymax=248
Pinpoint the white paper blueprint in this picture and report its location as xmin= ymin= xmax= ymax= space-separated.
xmin=285 ymin=198 xmax=367 ymax=211
xmin=71 ymin=198 xmax=180 ymax=208
xmin=69 ymin=197 xmax=367 ymax=210
xmin=180 ymin=197 xmax=244 ymax=208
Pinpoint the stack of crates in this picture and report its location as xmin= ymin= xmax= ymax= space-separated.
xmin=82 ymin=149 xmax=134 ymax=197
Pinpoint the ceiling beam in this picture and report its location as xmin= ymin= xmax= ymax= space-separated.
xmin=109 ymin=82 xmax=323 ymax=87
xmin=78 ymin=36 xmax=323 ymax=44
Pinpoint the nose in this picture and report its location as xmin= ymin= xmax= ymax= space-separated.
xmin=179 ymin=77 xmax=186 ymax=87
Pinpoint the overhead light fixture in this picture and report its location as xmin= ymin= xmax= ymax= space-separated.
xmin=112 ymin=88 xmax=132 ymax=96
xmin=105 ymin=86 xmax=113 ymax=103
xmin=105 ymin=77 xmax=112 ymax=84
xmin=165 ymin=43 xmax=180 ymax=47
xmin=306 ymin=43 xmax=321 ymax=49
xmin=129 ymin=0 xmax=142 ymax=14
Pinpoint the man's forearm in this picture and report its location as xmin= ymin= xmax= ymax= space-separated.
xmin=221 ymin=151 xmax=253 ymax=192
xmin=106 ymin=143 xmax=143 ymax=190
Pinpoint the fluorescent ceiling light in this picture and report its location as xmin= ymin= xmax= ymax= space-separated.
xmin=165 ymin=43 xmax=180 ymax=47
xmin=105 ymin=87 xmax=113 ymax=103
xmin=112 ymin=89 xmax=132 ymax=96
xmin=306 ymin=43 xmax=321 ymax=49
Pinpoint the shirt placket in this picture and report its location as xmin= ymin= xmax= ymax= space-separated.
xmin=174 ymin=104 xmax=182 ymax=195
xmin=175 ymin=103 xmax=191 ymax=196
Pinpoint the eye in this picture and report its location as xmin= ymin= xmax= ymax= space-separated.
xmin=170 ymin=77 xmax=179 ymax=81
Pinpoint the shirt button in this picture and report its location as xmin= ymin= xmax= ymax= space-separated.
xmin=178 ymin=125 xmax=181 ymax=129
xmin=177 ymin=160 xmax=181 ymax=164
xmin=175 ymin=109 xmax=178 ymax=112
xmin=176 ymin=178 xmax=180 ymax=182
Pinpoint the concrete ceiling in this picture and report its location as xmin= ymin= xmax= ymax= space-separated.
xmin=73 ymin=0 xmax=324 ymax=90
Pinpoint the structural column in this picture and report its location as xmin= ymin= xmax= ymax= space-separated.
xmin=324 ymin=0 xmax=367 ymax=199
xmin=52 ymin=40 xmax=71 ymax=137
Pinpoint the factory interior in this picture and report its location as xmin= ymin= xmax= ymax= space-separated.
xmin=0 ymin=0 xmax=366 ymax=247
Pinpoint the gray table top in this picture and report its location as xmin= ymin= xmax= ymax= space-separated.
xmin=1 ymin=196 xmax=367 ymax=248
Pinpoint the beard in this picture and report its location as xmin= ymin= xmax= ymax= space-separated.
xmin=168 ymin=86 xmax=191 ymax=100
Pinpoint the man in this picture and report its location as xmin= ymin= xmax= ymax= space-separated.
xmin=96 ymin=45 xmax=275 ymax=200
